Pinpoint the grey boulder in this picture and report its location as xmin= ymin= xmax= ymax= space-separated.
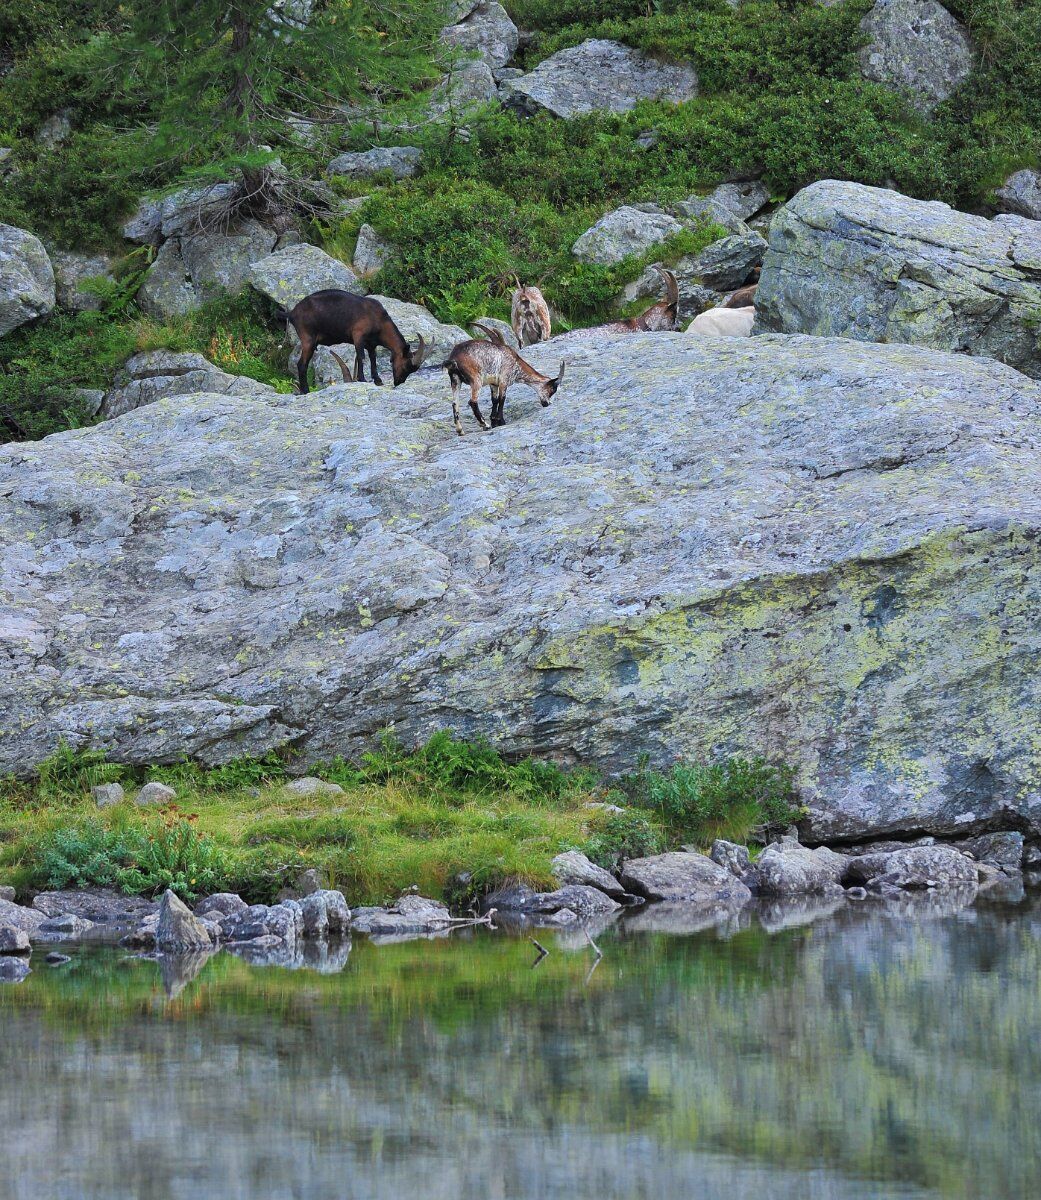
xmin=135 ymin=781 xmax=176 ymax=806
xmin=31 ymin=889 xmax=156 ymax=924
xmin=7 ymin=332 xmax=1041 ymax=850
xmin=844 ymin=845 xmax=978 ymax=889
xmin=156 ymin=890 xmax=213 ymax=951
xmin=440 ymin=1 xmax=518 ymax=68
xmin=194 ymin=893 xmax=248 ymax=919
xmin=0 ymin=925 xmax=30 ymax=954
xmin=550 ymin=850 xmax=627 ymax=898
xmin=92 ymin=782 xmax=125 ymax=807
xmin=858 ymin=0 xmax=974 ymax=114
xmin=995 ymin=169 xmax=1041 ymax=221
xmin=138 ymin=221 xmax=277 ymax=319
xmin=326 ymin=147 xmax=422 ymax=181
xmin=353 ymin=224 xmax=390 ymax=277
xmin=51 ymin=250 xmax=115 ymax=312
xmin=952 ymin=831 xmax=1024 ymax=874
xmin=756 ymin=179 xmax=1041 ymax=378
xmin=753 ymin=842 xmax=848 ymax=896
xmin=0 ymin=223 xmax=55 ymax=336
xmin=427 ymin=59 xmax=499 ymax=118
xmin=619 ymin=852 xmax=752 ymax=903
xmin=100 ymin=350 xmax=276 ymax=421
xmin=501 ymin=39 xmax=697 ymax=118
xmin=0 ymin=898 xmax=44 ymax=937
xmin=573 ymin=206 xmax=683 ymax=266
xmin=249 ymin=242 xmax=363 ymax=309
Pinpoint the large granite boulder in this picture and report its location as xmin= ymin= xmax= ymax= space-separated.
xmin=137 ymin=222 xmax=277 ymax=319
xmin=844 ymin=844 xmax=978 ymax=889
xmin=426 ymin=59 xmax=498 ymax=119
xmin=326 ymin=147 xmax=422 ymax=181
xmin=995 ymin=169 xmax=1041 ymax=221
xmin=156 ymin=889 xmax=213 ymax=951
xmin=858 ymin=0 xmax=974 ymax=114
xmin=620 ymin=852 xmax=752 ymax=903
xmin=440 ymin=1 xmax=518 ymax=68
xmin=51 ymin=251 xmax=115 ymax=313
xmin=4 ymin=332 xmax=1041 ymax=847
xmin=755 ymin=180 xmax=1041 ymax=378
xmin=0 ymin=223 xmax=55 ymax=336
xmin=500 ymin=39 xmax=698 ymax=118
xmin=123 ymin=182 xmax=243 ymax=247
xmin=100 ymin=351 xmax=277 ymax=421
xmin=249 ymin=243 xmax=362 ymax=309
xmin=573 ymin=206 xmax=684 ymax=266
xmin=753 ymin=842 xmax=848 ymax=896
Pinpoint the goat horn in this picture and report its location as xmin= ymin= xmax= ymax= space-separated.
xmin=513 ymin=274 xmax=522 ymax=291
xmin=556 ymin=360 xmax=566 ymax=384
xmin=413 ymin=334 xmax=429 ymax=366
xmin=328 ymin=349 xmax=355 ymax=383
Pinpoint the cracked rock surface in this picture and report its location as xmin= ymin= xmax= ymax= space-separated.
xmin=2 ymin=331 xmax=1041 ymax=840
xmin=755 ymin=179 xmax=1041 ymax=378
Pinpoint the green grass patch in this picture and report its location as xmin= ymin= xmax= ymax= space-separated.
xmin=0 ymin=735 xmax=801 ymax=905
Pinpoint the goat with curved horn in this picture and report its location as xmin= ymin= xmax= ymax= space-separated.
xmin=285 ymin=289 xmax=429 ymax=394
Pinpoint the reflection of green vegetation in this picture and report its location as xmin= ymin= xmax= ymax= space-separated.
xmin=2 ymin=909 xmax=1040 ymax=1199
xmin=1 ymin=735 xmax=796 ymax=905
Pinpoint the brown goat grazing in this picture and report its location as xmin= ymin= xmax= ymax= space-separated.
xmin=602 ymin=267 xmax=679 ymax=333
xmin=510 ymin=278 xmax=552 ymax=347
xmin=444 ymin=323 xmax=564 ymax=435
xmin=286 ymin=289 xmax=429 ymax=394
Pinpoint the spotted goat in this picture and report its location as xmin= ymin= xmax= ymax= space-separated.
xmin=602 ymin=267 xmax=679 ymax=333
xmin=444 ymin=324 xmax=565 ymax=435
xmin=510 ymin=278 xmax=552 ymax=347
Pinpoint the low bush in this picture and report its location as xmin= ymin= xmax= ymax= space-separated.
xmin=33 ymin=813 xmax=227 ymax=901
xmin=624 ymin=755 xmax=801 ymax=846
xmin=582 ymin=806 xmax=665 ymax=870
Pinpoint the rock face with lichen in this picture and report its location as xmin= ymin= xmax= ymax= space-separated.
xmin=756 ymin=179 xmax=1041 ymax=378
xmin=2 ymin=332 xmax=1041 ymax=843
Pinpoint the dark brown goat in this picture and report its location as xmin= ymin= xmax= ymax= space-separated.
xmin=602 ymin=267 xmax=679 ymax=334
xmin=286 ymin=289 xmax=429 ymax=394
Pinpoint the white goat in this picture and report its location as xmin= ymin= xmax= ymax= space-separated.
xmin=687 ymin=306 xmax=756 ymax=337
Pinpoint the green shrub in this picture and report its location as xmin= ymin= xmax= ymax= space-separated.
xmin=36 ymin=740 xmax=126 ymax=803
xmin=625 ymin=755 xmax=800 ymax=845
xmin=582 ymin=805 xmax=665 ymax=870
xmin=351 ymin=730 xmax=583 ymax=801
xmin=33 ymin=814 xmax=226 ymax=900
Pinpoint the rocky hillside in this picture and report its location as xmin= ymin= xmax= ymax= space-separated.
xmin=3 ymin=331 xmax=1041 ymax=841
xmin=1 ymin=0 xmax=1040 ymax=437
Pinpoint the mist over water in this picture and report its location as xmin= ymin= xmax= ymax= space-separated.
xmin=2 ymin=895 xmax=1039 ymax=1200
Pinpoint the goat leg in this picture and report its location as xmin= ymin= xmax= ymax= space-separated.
xmin=354 ymin=346 xmax=366 ymax=383
xmin=450 ymin=378 xmax=465 ymax=436
xmin=469 ymin=381 xmax=490 ymax=430
xmin=369 ymin=346 xmax=383 ymax=387
xmin=490 ymin=386 xmax=506 ymax=428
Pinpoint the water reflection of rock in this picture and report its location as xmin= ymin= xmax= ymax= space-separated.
xmin=753 ymin=894 xmax=847 ymax=933
xmin=6 ymin=898 xmax=1041 ymax=1199
xmin=620 ymin=900 xmax=751 ymax=936
xmin=158 ymin=950 xmax=215 ymax=998
xmin=226 ymin=935 xmax=352 ymax=972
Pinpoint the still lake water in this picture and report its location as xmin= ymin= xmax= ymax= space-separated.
xmin=2 ymin=891 xmax=1039 ymax=1200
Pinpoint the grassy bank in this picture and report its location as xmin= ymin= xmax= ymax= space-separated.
xmin=0 ymin=734 xmax=800 ymax=905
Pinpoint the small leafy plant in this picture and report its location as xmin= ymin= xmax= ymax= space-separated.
xmin=624 ymin=755 xmax=801 ymax=846
xmin=34 ymin=813 xmax=226 ymax=901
